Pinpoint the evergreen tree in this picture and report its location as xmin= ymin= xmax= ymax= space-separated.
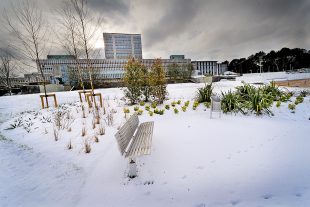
xmin=149 ymin=58 xmax=167 ymax=104
xmin=141 ymin=64 xmax=151 ymax=102
xmin=123 ymin=58 xmax=143 ymax=104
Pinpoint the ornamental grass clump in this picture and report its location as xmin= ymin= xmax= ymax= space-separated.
xmin=177 ymin=100 xmax=181 ymax=105
xmin=184 ymin=100 xmax=190 ymax=107
xmin=221 ymin=90 xmax=243 ymax=114
xmin=174 ymin=108 xmax=179 ymax=114
xmin=134 ymin=106 xmax=139 ymax=111
xmin=276 ymin=101 xmax=281 ymax=107
xmin=288 ymin=103 xmax=296 ymax=111
xmin=192 ymin=101 xmax=199 ymax=110
xmin=181 ymin=106 xmax=187 ymax=112
xmin=151 ymin=102 xmax=157 ymax=109
xmin=171 ymin=101 xmax=176 ymax=107
xmin=295 ymin=96 xmax=304 ymax=105
xmin=137 ymin=109 xmax=143 ymax=115
xmin=139 ymin=101 xmax=145 ymax=106
xmin=196 ymin=83 xmax=213 ymax=103
xmin=145 ymin=105 xmax=150 ymax=111
xmin=165 ymin=104 xmax=170 ymax=110
xmin=149 ymin=111 xmax=154 ymax=116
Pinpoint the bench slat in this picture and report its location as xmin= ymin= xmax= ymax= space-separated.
xmin=115 ymin=113 xmax=139 ymax=155
xmin=126 ymin=121 xmax=154 ymax=158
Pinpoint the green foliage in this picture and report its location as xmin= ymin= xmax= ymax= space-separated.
xmin=151 ymin=102 xmax=157 ymax=108
xmin=134 ymin=106 xmax=139 ymax=111
xmin=158 ymin=109 xmax=165 ymax=115
xmin=181 ymin=106 xmax=187 ymax=112
xmin=145 ymin=105 xmax=150 ymax=111
xmin=244 ymin=90 xmax=273 ymax=115
xmin=165 ymin=104 xmax=170 ymax=110
xmin=192 ymin=101 xmax=199 ymax=110
xmin=149 ymin=58 xmax=167 ymax=104
xmin=154 ymin=108 xmax=159 ymax=114
xmin=196 ymin=84 xmax=213 ymax=103
xmin=288 ymin=103 xmax=296 ymax=110
xmin=204 ymin=102 xmax=211 ymax=108
xmin=137 ymin=110 xmax=143 ymax=115
xmin=221 ymin=90 xmax=242 ymax=113
xmin=177 ymin=100 xmax=181 ymax=105
xmin=123 ymin=108 xmax=130 ymax=114
xmin=295 ymin=96 xmax=304 ymax=105
xmin=149 ymin=111 xmax=154 ymax=116
xmin=171 ymin=101 xmax=176 ymax=107
xmin=174 ymin=108 xmax=179 ymax=114
xmin=300 ymin=90 xmax=309 ymax=97
xmin=276 ymin=101 xmax=281 ymax=107
xmin=123 ymin=58 xmax=144 ymax=104
xmin=184 ymin=100 xmax=190 ymax=107
xmin=139 ymin=101 xmax=145 ymax=106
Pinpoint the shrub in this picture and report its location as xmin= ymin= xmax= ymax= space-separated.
xmin=149 ymin=58 xmax=167 ymax=103
xmin=139 ymin=101 xmax=145 ymax=106
xmin=99 ymin=124 xmax=105 ymax=135
xmin=151 ymin=102 xmax=157 ymax=108
xmin=221 ymin=90 xmax=243 ymax=114
xmin=134 ymin=106 xmax=139 ymax=111
xmin=196 ymin=84 xmax=213 ymax=103
xmin=145 ymin=105 xmax=150 ymax=111
xmin=181 ymin=106 xmax=187 ymax=112
xmin=300 ymin=90 xmax=309 ymax=97
xmin=137 ymin=109 xmax=143 ymax=115
xmin=288 ymin=103 xmax=296 ymax=110
xmin=192 ymin=101 xmax=199 ymax=110
xmin=184 ymin=100 xmax=190 ymax=107
xmin=177 ymin=100 xmax=181 ymax=105
xmin=174 ymin=108 xmax=179 ymax=114
xmin=158 ymin=109 xmax=165 ymax=115
xmin=149 ymin=111 xmax=154 ymax=116
xmin=165 ymin=104 xmax=170 ymax=110
xmin=154 ymin=108 xmax=159 ymax=114
xmin=295 ymin=96 xmax=304 ymax=105
xmin=204 ymin=102 xmax=211 ymax=108
xmin=123 ymin=108 xmax=130 ymax=114
xmin=84 ymin=140 xmax=91 ymax=153
xmin=123 ymin=58 xmax=144 ymax=104
xmin=94 ymin=135 xmax=99 ymax=143
xmin=81 ymin=127 xmax=86 ymax=136
xmin=276 ymin=101 xmax=281 ymax=107
xmin=245 ymin=90 xmax=273 ymax=115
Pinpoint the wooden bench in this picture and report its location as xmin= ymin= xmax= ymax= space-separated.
xmin=114 ymin=113 xmax=154 ymax=178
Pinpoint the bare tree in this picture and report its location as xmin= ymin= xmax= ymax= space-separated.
xmin=3 ymin=0 xmax=50 ymax=103
xmin=69 ymin=0 xmax=102 ymax=95
xmin=0 ymin=48 xmax=18 ymax=95
xmin=56 ymin=2 xmax=85 ymax=91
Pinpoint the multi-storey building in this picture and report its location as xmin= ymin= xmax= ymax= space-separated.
xmin=191 ymin=61 xmax=228 ymax=76
xmin=103 ymin=33 xmax=142 ymax=59
xmin=38 ymin=56 xmax=191 ymax=84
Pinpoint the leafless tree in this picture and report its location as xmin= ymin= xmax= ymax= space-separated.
xmin=69 ymin=0 xmax=102 ymax=95
xmin=56 ymin=2 xmax=85 ymax=91
xmin=0 ymin=48 xmax=19 ymax=95
xmin=3 ymin=0 xmax=50 ymax=103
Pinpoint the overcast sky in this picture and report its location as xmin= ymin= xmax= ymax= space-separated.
xmin=0 ymin=0 xmax=309 ymax=62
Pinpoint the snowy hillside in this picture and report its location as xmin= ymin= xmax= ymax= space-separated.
xmin=0 ymin=73 xmax=310 ymax=207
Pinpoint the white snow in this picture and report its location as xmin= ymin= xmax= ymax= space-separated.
xmin=0 ymin=72 xmax=310 ymax=207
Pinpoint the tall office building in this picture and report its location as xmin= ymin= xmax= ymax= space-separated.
xmin=103 ymin=33 xmax=142 ymax=59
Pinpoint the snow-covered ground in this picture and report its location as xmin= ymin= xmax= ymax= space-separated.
xmin=0 ymin=72 xmax=310 ymax=207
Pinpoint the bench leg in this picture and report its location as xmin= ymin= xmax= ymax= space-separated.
xmin=128 ymin=158 xmax=137 ymax=178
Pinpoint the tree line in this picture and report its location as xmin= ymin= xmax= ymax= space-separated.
xmin=227 ymin=48 xmax=310 ymax=74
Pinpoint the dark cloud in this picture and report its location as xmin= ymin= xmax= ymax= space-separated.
xmin=0 ymin=0 xmax=309 ymax=61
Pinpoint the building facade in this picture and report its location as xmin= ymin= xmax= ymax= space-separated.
xmin=191 ymin=61 xmax=228 ymax=76
xmin=103 ymin=33 xmax=142 ymax=60
xmin=38 ymin=57 xmax=191 ymax=85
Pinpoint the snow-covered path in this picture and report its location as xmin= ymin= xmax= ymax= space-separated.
xmin=0 ymin=133 xmax=86 ymax=207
